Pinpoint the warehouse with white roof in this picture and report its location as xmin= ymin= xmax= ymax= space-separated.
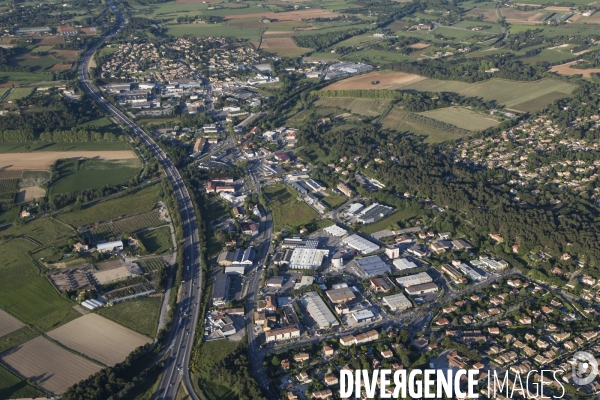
xmin=395 ymin=272 xmax=433 ymax=287
xmin=393 ymin=258 xmax=418 ymax=271
xmin=382 ymin=293 xmax=412 ymax=311
xmin=289 ymin=248 xmax=329 ymax=270
xmin=342 ymin=234 xmax=379 ymax=254
xmin=323 ymin=225 xmax=348 ymax=237
xmin=302 ymin=292 xmax=339 ymax=329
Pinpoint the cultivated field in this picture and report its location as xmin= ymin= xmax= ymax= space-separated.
xmin=46 ymin=314 xmax=151 ymax=366
xmin=408 ymin=42 xmax=430 ymax=49
xmin=381 ymin=107 xmax=472 ymax=143
xmin=15 ymin=186 xmax=46 ymax=203
xmin=225 ymin=9 xmax=339 ymax=21
xmin=0 ymin=310 xmax=24 ymax=337
xmin=417 ymin=107 xmax=500 ymax=131
xmin=550 ymin=61 xmax=600 ymax=78
xmin=501 ymin=9 xmax=549 ymax=22
xmin=464 ymin=8 xmax=500 ymax=22
xmin=0 ymin=150 xmax=137 ymax=170
xmin=113 ymin=209 xmax=167 ymax=234
xmin=260 ymin=37 xmax=311 ymax=57
xmin=262 ymin=184 xmax=318 ymax=233
xmin=58 ymin=184 xmax=161 ymax=227
xmin=323 ymin=71 xmax=426 ymax=90
xmin=5 ymin=87 xmax=34 ymax=101
xmin=98 ymin=296 xmax=162 ymax=337
xmin=0 ymin=336 xmax=102 ymax=394
xmin=316 ymin=97 xmax=390 ymax=116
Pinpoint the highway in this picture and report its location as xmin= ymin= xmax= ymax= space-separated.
xmin=78 ymin=2 xmax=202 ymax=399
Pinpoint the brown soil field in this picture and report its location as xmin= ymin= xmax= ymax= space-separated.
xmin=39 ymin=37 xmax=64 ymax=45
xmin=323 ymin=71 xmax=426 ymax=90
xmin=550 ymin=61 xmax=600 ymax=78
xmin=0 ymin=310 xmax=24 ymax=337
xmin=576 ymin=13 xmax=600 ymax=23
xmin=408 ymin=42 xmax=430 ymax=49
xmin=263 ymin=30 xmax=296 ymax=36
xmin=261 ymin=37 xmax=297 ymax=48
xmin=226 ymin=9 xmax=339 ymax=21
xmin=465 ymin=8 xmax=498 ymax=22
xmin=0 ymin=336 xmax=102 ymax=394
xmin=46 ymin=314 xmax=152 ymax=366
xmin=0 ymin=150 xmax=137 ymax=170
xmin=0 ymin=170 xmax=22 ymax=179
xmin=568 ymin=14 xmax=583 ymax=22
xmin=176 ymin=0 xmax=222 ymax=3
xmin=49 ymin=63 xmax=72 ymax=71
xmin=502 ymin=9 xmax=548 ymax=22
xmin=15 ymin=186 xmax=46 ymax=204
xmin=545 ymin=6 xmax=573 ymax=11
xmin=51 ymin=50 xmax=78 ymax=62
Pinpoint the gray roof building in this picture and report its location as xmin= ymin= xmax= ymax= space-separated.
xmin=302 ymin=292 xmax=339 ymax=329
xmin=352 ymin=255 xmax=390 ymax=278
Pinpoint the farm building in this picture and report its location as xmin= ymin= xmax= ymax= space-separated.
xmin=96 ymin=240 xmax=124 ymax=253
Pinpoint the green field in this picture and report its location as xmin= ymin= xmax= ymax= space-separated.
xmin=0 ymin=239 xmax=40 ymax=291
xmin=402 ymin=77 xmax=577 ymax=112
xmin=167 ymin=24 xmax=261 ymax=42
xmin=31 ymin=305 xmax=81 ymax=332
xmin=58 ymin=184 xmax=161 ymax=227
xmin=0 ymin=71 xmax=52 ymax=85
xmin=520 ymin=48 xmax=577 ymax=64
xmin=262 ymin=184 xmax=318 ymax=233
xmin=0 ymin=141 xmax=132 ymax=153
xmin=322 ymin=193 xmax=348 ymax=209
xmin=360 ymin=209 xmax=419 ymax=234
xmin=0 ymin=326 xmax=39 ymax=354
xmin=0 ymin=207 xmax=19 ymax=226
xmin=98 ymin=296 xmax=161 ymax=337
xmin=50 ymin=158 xmax=141 ymax=195
xmin=342 ymin=49 xmax=414 ymax=63
xmin=3 ymin=218 xmax=75 ymax=245
xmin=315 ymin=97 xmax=391 ymax=116
xmin=417 ymin=107 xmax=500 ymax=131
xmin=5 ymin=87 xmax=35 ymax=101
xmin=139 ymin=226 xmax=173 ymax=255
xmin=0 ymin=362 xmax=45 ymax=399
xmin=0 ymin=277 xmax=73 ymax=324
xmin=382 ymin=107 xmax=471 ymax=143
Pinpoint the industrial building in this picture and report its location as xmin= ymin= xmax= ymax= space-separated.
xmin=302 ymin=292 xmax=339 ymax=329
xmin=451 ymin=239 xmax=473 ymax=251
xmin=329 ymin=62 xmax=373 ymax=74
xmin=345 ymin=203 xmax=364 ymax=216
xmin=323 ymin=225 xmax=348 ymax=237
xmin=405 ymin=282 xmax=438 ymax=295
xmin=370 ymin=277 xmax=395 ymax=293
xmin=212 ymin=273 xmax=231 ymax=306
xmin=289 ymin=248 xmax=329 ymax=270
xmin=385 ymin=247 xmax=400 ymax=259
xmin=382 ymin=293 xmax=412 ymax=311
xmin=282 ymin=237 xmax=319 ymax=249
xmin=326 ymin=288 xmax=356 ymax=304
xmin=356 ymin=203 xmax=394 ymax=224
xmin=352 ymin=309 xmax=375 ymax=323
xmin=393 ymin=258 xmax=418 ymax=271
xmin=342 ymin=234 xmax=379 ymax=254
xmin=352 ymin=255 xmax=390 ymax=278
xmin=471 ymin=258 xmax=509 ymax=271
xmin=395 ymin=272 xmax=433 ymax=287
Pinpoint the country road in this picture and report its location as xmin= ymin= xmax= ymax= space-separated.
xmin=78 ymin=2 xmax=203 ymax=399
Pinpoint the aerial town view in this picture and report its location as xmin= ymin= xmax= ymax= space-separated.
xmin=2 ymin=0 xmax=600 ymax=398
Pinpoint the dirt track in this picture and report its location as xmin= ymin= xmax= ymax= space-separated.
xmin=0 ymin=150 xmax=137 ymax=170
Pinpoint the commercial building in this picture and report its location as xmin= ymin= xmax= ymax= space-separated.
xmin=282 ymin=237 xmax=319 ymax=249
xmin=302 ymin=292 xmax=339 ymax=329
xmin=289 ymin=248 xmax=329 ymax=270
xmin=352 ymin=255 xmax=390 ymax=278
xmin=385 ymin=247 xmax=400 ymax=259
xmin=395 ymin=272 xmax=433 ymax=287
xmin=356 ymin=203 xmax=394 ymax=224
xmin=370 ymin=277 xmax=395 ymax=293
xmin=326 ymin=288 xmax=356 ymax=304
xmin=405 ymin=282 xmax=438 ymax=295
xmin=451 ymin=239 xmax=473 ymax=251
xmin=345 ymin=203 xmax=364 ymax=216
xmin=323 ymin=225 xmax=347 ymax=237
xmin=337 ymin=182 xmax=354 ymax=197
xmin=352 ymin=309 xmax=375 ymax=323
xmin=342 ymin=234 xmax=379 ymax=254
xmin=265 ymin=326 xmax=300 ymax=343
xmin=382 ymin=294 xmax=412 ymax=311
xmin=393 ymin=258 xmax=419 ymax=271
xmin=471 ymin=258 xmax=509 ymax=271
xmin=212 ymin=273 xmax=230 ymax=306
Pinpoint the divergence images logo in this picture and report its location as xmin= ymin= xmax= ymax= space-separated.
xmin=571 ymin=351 xmax=598 ymax=386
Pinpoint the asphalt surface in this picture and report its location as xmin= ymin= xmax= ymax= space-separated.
xmin=78 ymin=3 xmax=202 ymax=399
